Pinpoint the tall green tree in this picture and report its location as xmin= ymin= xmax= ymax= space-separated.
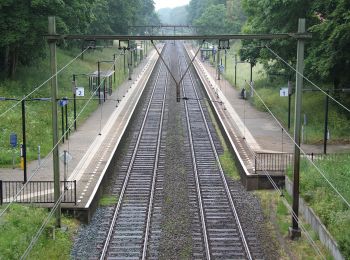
xmin=0 ymin=0 xmax=159 ymax=78
xmin=240 ymin=0 xmax=350 ymax=90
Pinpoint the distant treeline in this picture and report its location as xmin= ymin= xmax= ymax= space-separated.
xmin=0 ymin=0 xmax=159 ymax=78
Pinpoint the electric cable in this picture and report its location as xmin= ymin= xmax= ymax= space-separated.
xmin=0 ymin=59 xmax=118 ymax=218
xmin=245 ymin=80 xmax=350 ymax=209
xmin=0 ymin=47 xmax=90 ymax=119
xmin=17 ymin=52 xmax=144 ymax=258
xmin=265 ymin=45 xmax=350 ymax=114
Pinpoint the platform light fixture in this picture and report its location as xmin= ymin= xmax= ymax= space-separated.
xmin=218 ymin=39 xmax=230 ymax=50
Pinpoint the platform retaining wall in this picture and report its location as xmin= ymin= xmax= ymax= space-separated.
xmin=285 ymin=177 xmax=344 ymax=260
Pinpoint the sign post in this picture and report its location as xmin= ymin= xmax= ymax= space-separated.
xmin=10 ymin=133 xmax=17 ymax=169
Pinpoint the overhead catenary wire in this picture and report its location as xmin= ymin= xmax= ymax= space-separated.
xmin=17 ymin=53 xmax=132 ymax=259
xmin=190 ymin=46 xmax=326 ymax=259
xmin=0 ymin=59 xmax=119 ymax=218
xmin=265 ymin=45 xmax=350 ymax=114
xmin=245 ymin=80 xmax=350 ymax=209
xmin=0 ymin=47 xmax=91 ymax=119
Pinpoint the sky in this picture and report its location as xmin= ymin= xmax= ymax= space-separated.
xmin=154 ymin=0 xmax=190 ymax=10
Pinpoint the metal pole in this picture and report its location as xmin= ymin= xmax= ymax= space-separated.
xmin=250 ymin=62 xmax=253 ymax=84
xmin=65 ymin=102 xmax=68 ymax=139
xmin=73 ymin=75 xmax=77 ymax=130
xmin=217 ymin=49 xmax=220 ymax=80
xmin=61 ymin=105 xmax=64 ymax=143
xmin=21 ymin=99 xmax=27 ymax=183
xmin=48 ymin=16 xmax=61 ymax=228
xmin=225 ymin=49 xmax=227 ymax=70
xmin=324 ymin=90 xmax=329 ymax=154
xmin=290 ymin=18 xmax=305 ymax=239
xmin=288 ymin=93 xmax=292 ymax=130
xmin=128 ymin=50 xmax=132 ymax=80
xmin=113 ymin=54 xmax=116 ymax=83
xmin=98 ymin=61 xmax=101 ymax=104
xmin=234 ymin=55 xmax=237 ymax=86
xmin=123 ymin=49 xmax=126 ymax=75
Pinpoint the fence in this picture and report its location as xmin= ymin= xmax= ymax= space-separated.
xmin=254 ymin=152 xmax=336 ymax=174
xmin=0 ymin=180 xmax=76 ymax=205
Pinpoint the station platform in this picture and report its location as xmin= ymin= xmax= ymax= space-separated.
xmin=0 ymin=46 xmax=161 ymax=222
xmin=186 ymin=45 xmax=350 ymax=190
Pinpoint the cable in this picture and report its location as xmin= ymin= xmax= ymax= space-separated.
xmin=0 ymin=47 xmax=90 ymax=119
xmin=17 ymin=54 xmax=130 ymax=258
xmin=0 ymin=60 xmax=117 ymax=218
xmin=265 ymin=45 xmax=350 ymax=114
xmin=189 ymin=47 xmax=326 ymax=258
xmin=245 ymin=80 xmax=350 ymax=209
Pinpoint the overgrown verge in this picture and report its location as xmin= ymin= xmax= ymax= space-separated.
xmin=0 ymin=204 xmax=79 ymax=259
xmin=0 ymin=47 xmax=127 ymax=167
xmin=287 ymin=154 xmax=350 ymax=258
xmin=256 ymin=190 xmax=332 ymax=259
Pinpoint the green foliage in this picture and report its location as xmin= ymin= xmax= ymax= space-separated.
xmin=287 ymin=154 xmax=350 ymax=258
xmin=0 ymin=47 xmax=127 ymax=167
xmin=0 ymin=0 xmax=158 ymax=78
xmin=240 ymin=0 xmax=350 ymax=91
xmin=187 ymin=0 xmax=244 ymax=35
xmin=0 ymin=204 xmax=79 ymax=259
xmin=99 ymin=195 xmax=118 ymax=207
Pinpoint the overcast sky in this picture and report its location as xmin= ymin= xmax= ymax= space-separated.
xmin=154 ymin=0 xmax=190 ymax=10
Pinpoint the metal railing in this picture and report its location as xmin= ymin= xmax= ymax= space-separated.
xmin=254 ymin=152 xmax=336 ymax=174
xmin=0 ymin=180 xmax=76 ymax=205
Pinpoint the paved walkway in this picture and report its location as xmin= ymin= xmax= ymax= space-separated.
xmin=190 ymin=47 xmax=350 ymax=155
xmin=0 ymin=47 xmax=160 ymax=208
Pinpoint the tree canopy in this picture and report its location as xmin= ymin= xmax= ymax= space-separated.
xmin=188 ymin=0 xmax=245 ymax=34
xmin=240 ymin=0 xmax=350 ymax=89
xmin=0 ymin=0 xmax=159 ymax=78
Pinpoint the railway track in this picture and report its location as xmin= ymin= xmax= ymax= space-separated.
xmin=99 ymin=45 xmax=168 ymax=260
xmin=96 ymin=42 xmax=262 ymax=259
xmin=178 ymin=43 xmax=253 ymax=259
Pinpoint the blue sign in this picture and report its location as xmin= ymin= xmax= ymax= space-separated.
xmin=10 ymin=133 xmax=17 ymax=148
xmin=59 ymin=99 xmax=68 ymax=107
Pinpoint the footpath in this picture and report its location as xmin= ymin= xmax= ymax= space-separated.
xmin=0 ymin=47 xmax=160 ymax=218
xmin=190 ymin=47 xmax=350 ymax=156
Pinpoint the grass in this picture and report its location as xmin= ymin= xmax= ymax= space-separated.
xmin=256 ymin=190 xmax=332 ymax=259
xmin=287 ymin=154 xmax=350 ymax=259
xmin=215 ymin=42 xmax=350 ymax=144
xmin=0 ymin=46 xmax=136 ymax=167
xmin=204 ymin=100 xmax=240 ymax=180
xmin=0 ymin=204 xmax=79 ymax=259
xmin=99 ymin=194 xmax=118 ymax=207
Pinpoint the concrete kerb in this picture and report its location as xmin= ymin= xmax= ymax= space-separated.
xmin=185 ymin=46 xmax=284 ymax=190
xmin=67 ymin=45 xmax=164 ymax=223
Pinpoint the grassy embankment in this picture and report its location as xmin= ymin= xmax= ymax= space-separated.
xmin=205 ymin=42 xmax=341 ymax=258
xmin=286 ymin=154 xmax=350 ymax=259
xmin=0 ymin=204 xmax=79 ymax=259
xmin=0 ymin=47 xmax=129 ymax=167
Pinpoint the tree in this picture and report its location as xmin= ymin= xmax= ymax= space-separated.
xmin=240 ymin=0 xmax=350 ymax=90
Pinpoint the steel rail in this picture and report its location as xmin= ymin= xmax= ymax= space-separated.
xmin=142 ymin=67 xmax=168 ymax=260
xmin=99 ymin=46 xmax=167 ymax=260
xmin=182 ymin=43 xmax=253 ymax=260
xmin=179 ymin=49 xmax=211 ymax=260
